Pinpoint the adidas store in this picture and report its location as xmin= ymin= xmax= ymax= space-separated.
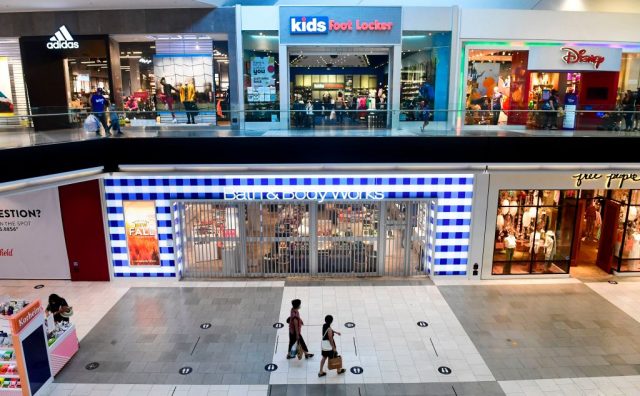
xmin=20 ymin=31 xmax=115 ymax=131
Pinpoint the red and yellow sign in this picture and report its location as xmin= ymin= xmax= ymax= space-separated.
xmin=123 ymin=201 xmax=160 ymax=266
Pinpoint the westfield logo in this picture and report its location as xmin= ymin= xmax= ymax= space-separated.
xmin=0 ymin=249 xmax=13 ymax=257
xmin=561 ymin=47 xmax=605 ymax=69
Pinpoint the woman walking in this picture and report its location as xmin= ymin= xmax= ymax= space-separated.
xmin=287 ymin=299 xmax=314 ymax=360
xmin=318 ymin=315 xmax=346 ymax=377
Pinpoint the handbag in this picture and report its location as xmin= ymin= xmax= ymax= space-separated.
xmin=289 ymin=342 xmax=297 ymax=359
xmin=328 ymin=354 xmax=342 ymax=370
xmin=321 ymin=327 xmax=332 ymax=352
xmin=60 ymin=306 xmax=73 ymax=318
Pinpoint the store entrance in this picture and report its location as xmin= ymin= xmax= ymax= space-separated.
xmin=288 ymin=46 xmax=390 ymax=129
xmin=571 ymin=190 xmax=619 ymax=279
xmin=177 ymin=199 xmax=435 ymax=278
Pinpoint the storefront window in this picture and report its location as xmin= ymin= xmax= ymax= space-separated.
xmin=618 ymin=190 xmax=640 ymax=272
xmin=465 ymin=49 xmax=529 ymax=126
xmin=243 ymin=31 xmax=279 ymax=122
xmin=400 ymin=31 xmax=451 ymax=123
xmin=493 ymin=189 xmax=578 ymax=275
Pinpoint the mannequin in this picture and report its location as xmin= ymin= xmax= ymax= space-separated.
xmin=584 ymin=200 xmax=597 ymax=241
xmin=632 ymin=232 xmax=640 ymax=259
xmin=503 ymin=230 xmax=517 ymax=274
xmin=543 ymin=231 xmax=556 ymax=273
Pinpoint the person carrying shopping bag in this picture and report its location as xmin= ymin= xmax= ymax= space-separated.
xmin=287 ymin=299 xmax=314 ymax=360
xmin=318 ymin=315 xmax=346 ymax=377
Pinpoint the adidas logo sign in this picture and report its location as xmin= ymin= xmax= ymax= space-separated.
xmin=46 ymin=25 xmax=79 ymax=49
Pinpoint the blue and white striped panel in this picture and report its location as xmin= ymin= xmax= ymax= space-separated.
xmin=426 ymin=200 xmax=436 ymax=275
xmin=173 ymin=202 xmax=183 ymax=278
xmin=104 ymin=174 xmax=474 ymax=277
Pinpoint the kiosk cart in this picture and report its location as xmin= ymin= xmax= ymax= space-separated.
xmin=0 ymin=299 xmax=53 ymax=396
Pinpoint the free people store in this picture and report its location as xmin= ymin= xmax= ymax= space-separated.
xmin=483 ymin=169 xmax=640 ymax=278
xmin=240 ymin=6 xmax=454 ymax=129
xmin=103 ymin=172 xmax=475 ymax=279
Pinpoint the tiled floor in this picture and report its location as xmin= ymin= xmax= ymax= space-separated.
xmin=440 ymin=284 xmax=640 ymax=381
xmin=55 ymin=287 xmax=283 ymax=385
xmin=3 ymin=277 xmax=640 ymax=395
xmin=270 ymin=286 xmax=493 ymax=385
xmin=3 ymin=125 xmax=640 ymax=149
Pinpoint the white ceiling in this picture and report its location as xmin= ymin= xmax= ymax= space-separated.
xmin=1 ymin=0 xmax=638 ymax=13
xmin=0 ymin=0 xmax=215 ymax=13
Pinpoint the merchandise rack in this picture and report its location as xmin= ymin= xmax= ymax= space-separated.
xmin=0 ymin=300 xmax=53 ymax=396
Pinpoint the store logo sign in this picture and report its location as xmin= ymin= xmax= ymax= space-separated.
xmin=290 ymin=16 xmax=328 ymax=34
xmin=561 ymin=47 xmax=605 ymax=69
xmin=47 ymin=25 xmax=79 ymax=49
xmin=290 ymin=16 xmax=394 ymax=34
xmin=572 ymin=173 xmax=640 ymax=188
xmin=223 ymin=188 xmax=384 ymax=203
xmin=0 ymin=249 xmax=13 ymax=257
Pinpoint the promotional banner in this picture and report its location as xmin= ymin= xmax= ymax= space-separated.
xmin=123 ymin=201 xmax=160 ymax=266
xmin=248 ymin=57 xmax=276 ymax=102
xmin=0 ymin=57 xmax=14 ymax=115
xmin=0 ymin=189 xmax=70 ymax=279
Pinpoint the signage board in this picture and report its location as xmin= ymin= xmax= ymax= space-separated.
xmin=123 ymin=201 xmax=160 ymax=266
xmin=527 ymin=46 xmax=621 ymax=72
xmin=46 ymin=25 xmax=79 ymax=49
xmin=279 ymin=7 xmax=402 ymax=45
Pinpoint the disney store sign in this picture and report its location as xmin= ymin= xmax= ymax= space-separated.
xmin=561 ymin=47 xmax=605 ymax=70
xmin=572 ymin=173 xmax=640 ymax=189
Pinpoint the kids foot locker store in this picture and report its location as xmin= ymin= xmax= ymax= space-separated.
xmin=103 ymin=172 xmax=475 ymax=278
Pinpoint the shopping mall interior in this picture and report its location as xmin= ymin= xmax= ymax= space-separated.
xmin=3 ymin=1 xmax=640 ymax=396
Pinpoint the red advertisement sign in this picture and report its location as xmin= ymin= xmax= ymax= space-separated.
xmin=123 ymin=201 xmax=160 ymax=266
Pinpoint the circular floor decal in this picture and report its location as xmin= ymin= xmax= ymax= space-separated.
xmin=608 ymin=280 xmax=618 ymax=284
xmin=200 ymin=323 xmax=212 ymax=329
xmin=350 ymin=366 xmax=364 ymax=375
xmin=179 ymin=367 xmax=193 ymax=375
xmin=438 ymin=366 xmax=452 ymax=375
xmin=273 ymin=322 xmax=284 ymax=329
xmin=344 ymin=322 xmax=355 ymax=328
xmin=265 ymin=363 xmax=278 ymax=372
xmin=85 ymin=362 xmax=99 ymax=370
xmin=417 ymin=321 xmax=429 ymax=327
xmin=34 ymin=284 xmax=44 ymax=289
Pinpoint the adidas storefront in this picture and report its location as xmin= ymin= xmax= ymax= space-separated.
xmin=20 ymin=29 xmax=115 ymax=131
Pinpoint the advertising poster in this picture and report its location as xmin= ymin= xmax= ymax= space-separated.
xmin=0 ymin=189 xmax=70 ymax=279
xmin=248 ymin=56 xmax=276 ymax=102
xmin=123 ymin=201 xmax=160 ymax=266
xmin=0 ymin=57 xmax=14 ymax=115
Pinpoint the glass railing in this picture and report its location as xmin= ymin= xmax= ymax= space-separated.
xmin=1 ymin=107 xmax=640 ymax=149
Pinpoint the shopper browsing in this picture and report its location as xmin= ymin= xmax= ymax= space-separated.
xmin=90 ymin=87 xmax=109 ymax=136
xmin=46 ymin=294 xmax=71 ymax=323
xmin=318 ymin=315 xmax=346 ymax=377
xmin=287 ymin=299 xmax=314 ymax=360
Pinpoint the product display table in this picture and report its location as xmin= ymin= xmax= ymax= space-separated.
xmin=47 ymin=325 xmax=78 ymax=377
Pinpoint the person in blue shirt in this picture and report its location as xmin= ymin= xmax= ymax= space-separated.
xmin=90 ymin=88 xmax=110 ymax=136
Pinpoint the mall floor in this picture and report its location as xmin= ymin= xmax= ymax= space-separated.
xmin=6 ymin=276 xmax=640 ymax=395
xmin=3 ymin=124 xmax=640 ymax=149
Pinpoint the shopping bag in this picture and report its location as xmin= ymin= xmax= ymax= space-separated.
xmin=83 ymin=114 xmax=100 ymax=133
xmin=330 ymin=110 xmax=336 ymax=120
xmin=296 ymin=342 xmax=303 ymax=360
xmin=289 ymin=343 xmax=297 ymax=359
xmin=328 ymin=355 xmax=342 ymax=370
